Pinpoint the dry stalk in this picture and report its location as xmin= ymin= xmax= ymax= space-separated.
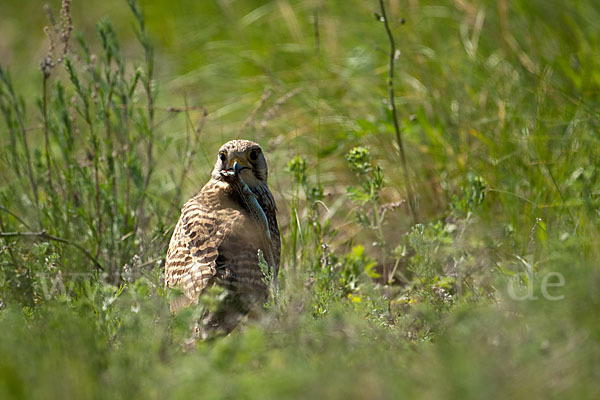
xmin=238 ymin=88 xmax=272 ymax=135
xmin=377 ymin=0 xmax=417 ymax=224
xmin=260 ymin=87 xmax=302 ymax=130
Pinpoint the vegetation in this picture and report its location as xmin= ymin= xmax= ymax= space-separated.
xmin=1 ymin=0 xmax=599 ymax=398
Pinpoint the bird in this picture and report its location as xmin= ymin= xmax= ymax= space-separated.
xmin=165 ymin=139 xmax=280 ymax=335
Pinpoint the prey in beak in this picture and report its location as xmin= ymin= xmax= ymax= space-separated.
xmin=221 ymin=158 xmax=250 ymax=178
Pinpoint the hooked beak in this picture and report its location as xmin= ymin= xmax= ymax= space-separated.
xmin=231 ymin=158 xmax=250 ymax=175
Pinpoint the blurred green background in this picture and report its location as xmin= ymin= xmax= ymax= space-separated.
xmin=1 ymin=0 xmax=599 ymax=399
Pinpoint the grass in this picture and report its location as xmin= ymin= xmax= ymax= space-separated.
xmin=1 ymin=0 xmax=599 ymax=398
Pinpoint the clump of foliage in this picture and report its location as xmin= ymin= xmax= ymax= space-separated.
xmin=0 ymin=0 xmax=167 ymax=307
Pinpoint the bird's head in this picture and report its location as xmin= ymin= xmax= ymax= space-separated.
xmin=212 ymin=140 xmax=269 ymax=187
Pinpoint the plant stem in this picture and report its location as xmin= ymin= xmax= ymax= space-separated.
xmin=0 ymin=68 xmax=39 ymax=206
xmin=143 ymin=50 xmax=154 ymax=191
xmin=378 ymin=0 xmax=417 ymax=224
xmin=0 ymin=212 xmax=20 ymax=268
xmin=89 ymin=123 xmax=103 ymax=260
xmin=42 ymin=73 xmax=53 ymax=189
xmin=372 ymin=199 xmax=388 ymax=282
xmin=0 ymin=91 xmax=22 ymax=177
xmin=0 ymin=230 xmax=104 ymax=271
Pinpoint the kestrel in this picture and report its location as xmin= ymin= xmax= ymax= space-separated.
xmin=165 ymin=139 xmax=280 ymax=334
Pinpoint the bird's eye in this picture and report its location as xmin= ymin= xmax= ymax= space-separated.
xmin=219 ymin=151 xmax=227 ymax=162
xmin=248 ymin=149 xmax=259 ymax=162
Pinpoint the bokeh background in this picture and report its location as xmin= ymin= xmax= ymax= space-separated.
xmin=1 ymin=0 xmax=599 ymax=398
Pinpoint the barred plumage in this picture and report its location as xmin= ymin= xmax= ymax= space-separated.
xmin=165 ymin=140 xmax=280 ymax=334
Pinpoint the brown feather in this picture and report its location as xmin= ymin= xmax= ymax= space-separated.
xmin=165 ymin=139 xmax=280 ymax=331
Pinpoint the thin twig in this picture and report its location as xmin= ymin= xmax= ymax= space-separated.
xmin=40 ymin=0 xmax=74 ymax=191
xmin=377 ymin=0 xmax=417 ymax=224
xmin=485 ymin=188 xmax=537 ymax=206
xmin=0 ymin=212 xmax=20 ymax=267
xmin=42 ymin=73 xmax=53 ymax=189
xmin=143 ymin=77 xmax=154 ymax=190
xmin=129 ymin=0 xmax=155 ymax=246
xmin=115 ymin=104 xmax=204 ymax=112
xmin=142 ymin=40 xmax=155 ymax=191
xmin=0 ymin=95 xmax=21 ymax=175
xmin=15 ymin=94 xmax=38 ymax=207
xmin=137 ymin=257 xmax=163 ymax=270
xmin=91 ymin=126 xmax=103 ymax=260
xmin=260 ymin=88 xmax=301 ymax=130
xmin=195 ymin=107 xmax=208 ymax=135
xmin=167 ymin=102 xmax=207 ymax=222
xmin=0 ymin=206 xmax=32 ymax=230
xmin=238 ymin=88 xmax=272 ymax=135
xmin=0 ymin=230 xmax=104 ymax=271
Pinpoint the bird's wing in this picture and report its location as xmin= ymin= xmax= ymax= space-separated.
xmin=265 ymin=199 xmax=280 ymax=276
xmin=165 ymin=180 xmax=267 ymax=311
xmin=165 ymin=179 xmax=238 ymax=311
xmin=253 ymin=184 xmax=281 ymax=276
